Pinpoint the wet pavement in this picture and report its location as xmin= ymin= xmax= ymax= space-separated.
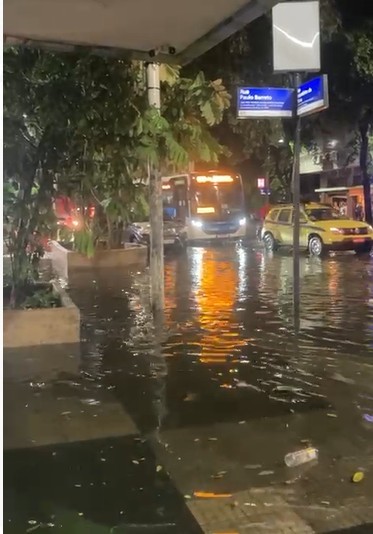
xmin=4 ymin=243 xmax=373 ymax=533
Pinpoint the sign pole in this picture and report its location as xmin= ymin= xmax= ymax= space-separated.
xmin=292 ymin=73 xmax=301 ymax=331
xmin=147 ymin=63 xmax=165 ymax=315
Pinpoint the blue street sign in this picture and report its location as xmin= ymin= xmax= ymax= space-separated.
xmin=297 ymin=75 xmax=329 ymax=117
xmin=237 ymin=87 xmax=294 ymax=118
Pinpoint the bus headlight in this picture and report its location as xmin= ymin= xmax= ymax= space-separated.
xmin=239 ymin=217 xmax=246 ymax=226
xmin=192 ymin=220 xmax=203 ymax=228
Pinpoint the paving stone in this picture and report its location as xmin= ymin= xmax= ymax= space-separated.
xmin=187 ymin=488 xmax=315 ymax=534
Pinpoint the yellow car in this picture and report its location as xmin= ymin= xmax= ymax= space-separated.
xmin=262 ymin=203 xmax=373 ymax=256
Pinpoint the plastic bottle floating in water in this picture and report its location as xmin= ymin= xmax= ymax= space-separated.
xmin=284 ymin=448 xmax=319 ymax=468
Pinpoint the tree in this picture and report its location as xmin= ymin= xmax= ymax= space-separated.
xmin=300 ymin=19 xmax=373 ymax=223
xmin=353 ymin=24 xmax=373 ymax=223
xmin=184 ymin=0 xmax=341 ymax=203
xmin=3 ymin=48 xmax=231 ymax=265
xmin=3 ymin=49 xmax=73 ymax=305
xmin=56 ymin=59 xmax=231 ymax=249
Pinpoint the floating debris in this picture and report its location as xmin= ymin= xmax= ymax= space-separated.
xmin=272 ymin=385 xmax=303 ymax=393
xmin=26 ymin=524 xmax=41 ymax=533
xmin=29 ymin=382 xmax=46 ymax=389
xmin=258 ymin=470 xmax=275 ymax=476
xmin=352 ymin=471 xmax=364 ymax=483
xmin=156 ymin=465 xmax=163 ymax=472
xmin=81 ymin=399 xmax=101 ymax=406
xmin=184 ymin=393 xmax=198 ymax=402
xmin=331 ymin=372 xmax=355 ymax=385
xmin=363 ymin=414 xmax=373 ymax=423
xmin=284 ymin=448 xmax=318 ymax=467
xmin=194 ymin=491 xmax=232 ymax=498
xmin=211 ymin=470 xmax=227 ymax=479
xmin=235 ymin=381 xmax=261 ymax=391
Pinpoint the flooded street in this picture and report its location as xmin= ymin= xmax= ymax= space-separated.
xmin=4 ymin=244 xmax=373 ymax=533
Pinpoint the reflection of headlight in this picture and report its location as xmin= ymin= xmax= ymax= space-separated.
xmin=239 ymin=217 xmax=246 ymax=226
xmin=192 ymin=220 xmax=203 ymax=228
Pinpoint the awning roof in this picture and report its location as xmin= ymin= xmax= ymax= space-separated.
xmin=4 ymin=0 xmax=279 ymax=64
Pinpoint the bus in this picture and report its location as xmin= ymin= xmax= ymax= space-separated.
xmin=162 ymin=170 xmax=246 ymax=243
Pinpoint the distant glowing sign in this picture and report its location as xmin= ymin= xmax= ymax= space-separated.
xmin=257 ymin=178 xmax=266 ymax=189
xmin=197 ymin=207 xmax=215 ymax=214
xmin=196 ymin=175 xmax=234 ymax=183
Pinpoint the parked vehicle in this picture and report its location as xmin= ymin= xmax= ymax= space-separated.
xmin=130 ymin=217 xmax=187 ymax=250
xmin=126 ymin=223 xmax=145 ymax=245
xmin=262 ymin=202 xmax=373 ymax=256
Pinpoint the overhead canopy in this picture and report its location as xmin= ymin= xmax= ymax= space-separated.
xmin=4 ymin=0 xmax=279 ymax=64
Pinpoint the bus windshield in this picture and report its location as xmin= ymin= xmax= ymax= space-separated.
xmin=192 ymin=181 xmax=243 ymax=217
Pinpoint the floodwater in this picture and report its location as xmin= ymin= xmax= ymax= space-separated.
xmin=4 ymin=244 xmax=373 ymax=533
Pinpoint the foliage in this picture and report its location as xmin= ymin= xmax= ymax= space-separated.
xmin=4 ymin=48 xmax=231 ymax=258
xmin=183 ymin=0 xmax=350 ymax=204
xmin=353 ymin=24 xmax=373 ymax=79
xmin=57 ymin=59 xmax=231 ymax=249
xmin=21 ymin=288 xmax=61 ymax=309
xmin=3 ymin=50 xmax=63 ymax=305
xmin=303 ymin=18 xmax=373 ymax=222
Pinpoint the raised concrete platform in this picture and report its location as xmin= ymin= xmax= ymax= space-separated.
xmin=3 ymin=280 xmax=80 ymax=348
xmin=50 ymin=240 xmax=148 ymax=280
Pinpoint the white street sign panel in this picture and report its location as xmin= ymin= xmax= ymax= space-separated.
xmin=272 ymin=1 xmax=321 ymax=73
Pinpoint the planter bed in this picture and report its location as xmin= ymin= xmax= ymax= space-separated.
xmin=3 ymin=281 xmax=80 ymax=348
xmin=50 ymin=240 xmax=148 ymax=280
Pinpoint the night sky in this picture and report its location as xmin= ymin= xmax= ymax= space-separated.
xmin=335 ymin=0 xmax=373 ymax=28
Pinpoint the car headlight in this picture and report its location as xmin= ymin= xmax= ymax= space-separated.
xmin=239 ymin=217 xmax=246 ymax=226
xmin=330 ymin=227 xmax=343 ymax=234
xmin=192 ymin=220 xmax=203 ymax=228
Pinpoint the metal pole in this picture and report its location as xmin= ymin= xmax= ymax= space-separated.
xmin=266 ymin=146 xmax=270 ymax=205
xmin=292 ymin=73 xmax=301 ymax=330
xmin=147 ymin=63 xmax=165 ymax=313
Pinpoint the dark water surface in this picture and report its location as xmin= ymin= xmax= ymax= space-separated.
xmin=4 ymin=244 xmax=373 ymax=533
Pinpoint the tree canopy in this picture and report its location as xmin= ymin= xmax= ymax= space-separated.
xmin=185 ymin=0 xmax=372 ymax=215
xmin=3 ymin=48 xmax=231 ymax=285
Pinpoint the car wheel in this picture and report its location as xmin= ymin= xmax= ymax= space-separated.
xmin=355 ymin=243 xmax=372 ymax=255
xmin=263 ymin=232 xmax=277 ymax=252
xmin=308 ymin=235 xmax=323 ymax=256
